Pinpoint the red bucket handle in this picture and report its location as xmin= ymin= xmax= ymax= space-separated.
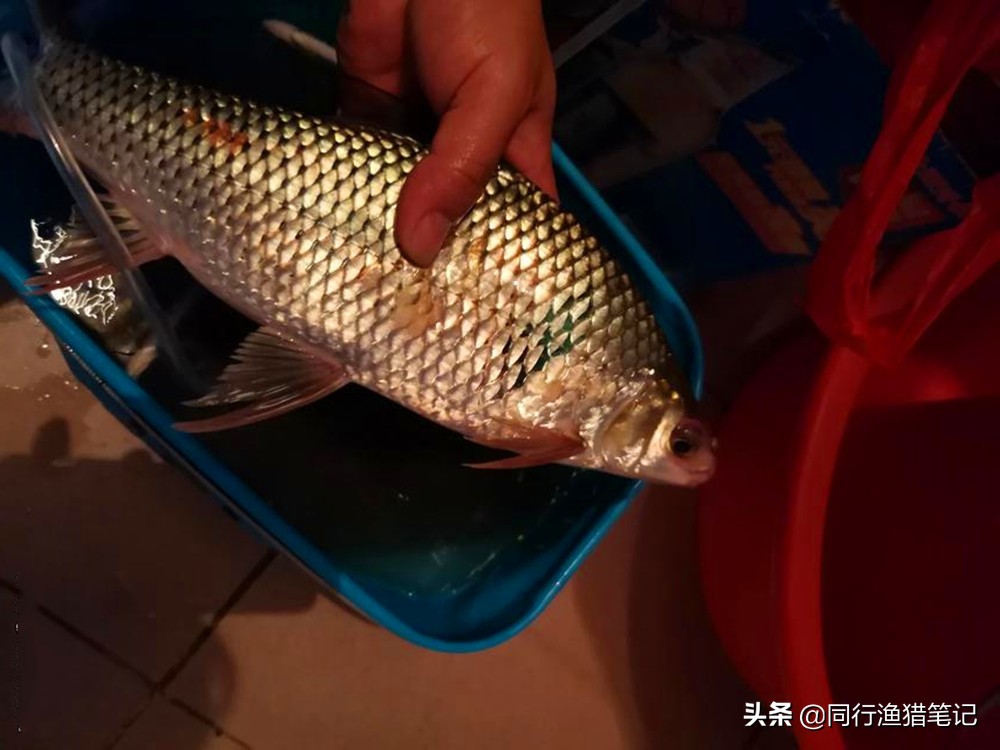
xmin=806 ymin=0 xmax=1000 ymax=366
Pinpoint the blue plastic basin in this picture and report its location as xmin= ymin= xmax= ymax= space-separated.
xmin=0 ymin=19 xmax=703 ymax=651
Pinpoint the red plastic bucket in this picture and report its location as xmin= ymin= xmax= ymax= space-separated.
xmin=698 ymin=2 xmax=1000 ymax=748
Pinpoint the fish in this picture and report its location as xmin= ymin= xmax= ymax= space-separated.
xmin=0 ymin=21 xmax=716 ymax=487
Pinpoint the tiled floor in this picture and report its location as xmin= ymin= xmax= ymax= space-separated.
xmin=0 ymin=280 xmax=792 ymax=749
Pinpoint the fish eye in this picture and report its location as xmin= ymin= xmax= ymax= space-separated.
xmin=669 ymin=422 xmax=702 ymax=458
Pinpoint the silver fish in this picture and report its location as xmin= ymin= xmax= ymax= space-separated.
xmin=3 ymin=32 xmax=716 ymax=486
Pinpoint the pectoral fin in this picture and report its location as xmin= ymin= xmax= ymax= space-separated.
xmin=27 ymin=197 xmax=164 ymax=292
xmin=464 ymin=422 xmax=586 ymax=470
xmin=174 ymin=327 xmax=349 ymax=433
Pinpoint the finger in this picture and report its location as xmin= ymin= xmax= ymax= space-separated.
xmin=505 ymin=60 xmax=558 ymax=199
xmin=394 ymin=63 xmax=529 ymax=266
xmin=335 ymin=0 xmax=409 ymax=94
xmin=504 ymin=107 xmax=558 ymax=201
xmin=336 ymin=72 xmax=412 ymax=133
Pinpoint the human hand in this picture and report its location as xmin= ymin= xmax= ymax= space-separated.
xmin=336 ymin=0 xmax=558 ymax=267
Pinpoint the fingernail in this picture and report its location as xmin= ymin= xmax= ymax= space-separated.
xmin=404 ymin=212 xmax=451 ymax=267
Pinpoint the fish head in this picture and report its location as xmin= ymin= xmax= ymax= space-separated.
xmin=594 ymin=377 xmax=716 ymax=487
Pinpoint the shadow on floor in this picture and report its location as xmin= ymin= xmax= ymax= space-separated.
xmin=0 ymin=415 xmax=331 ymax=750
xmin=571 ymin=486 xmax=765 ymax=749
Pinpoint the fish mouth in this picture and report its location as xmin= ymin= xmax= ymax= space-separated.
xmin=644 ymin=464 xmax=714 ymax=489
xmin=681 ymin=455 xmax=717 ymax=486
xmin=679 ymin=471 xmax=714 ymax=489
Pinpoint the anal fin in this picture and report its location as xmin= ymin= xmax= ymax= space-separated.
xmin=174 ymin=326 xmax=349 ymax=433
xmin=464 ymin=422 xmax=586 ymax=471
xmin=27 ymin=196 xmax=164 ymax=293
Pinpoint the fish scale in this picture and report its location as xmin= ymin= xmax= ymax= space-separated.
xmin=14 ymin=32 xmax=717 ymax=484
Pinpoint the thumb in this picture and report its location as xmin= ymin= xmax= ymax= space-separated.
xmin=394 ymin=62 xmax=528 ymax=267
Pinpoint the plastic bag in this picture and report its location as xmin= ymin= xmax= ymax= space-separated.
xmin=805 ymin=0 xmax=1000 ymax=367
